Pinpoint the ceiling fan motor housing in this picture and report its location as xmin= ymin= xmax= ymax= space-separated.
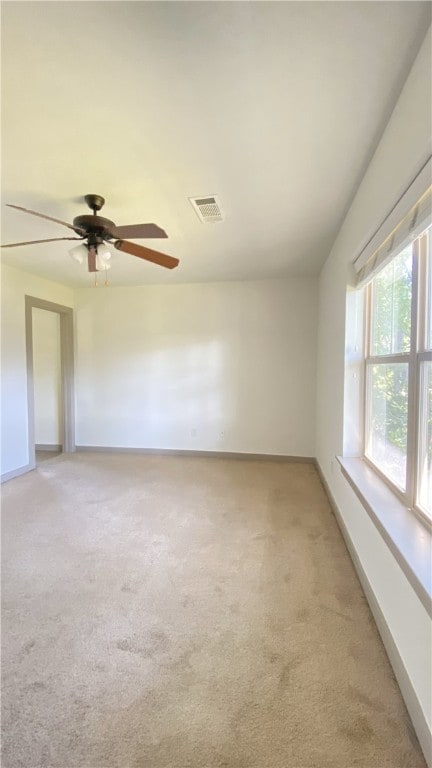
xmin=72 ymin=214 xmax=116 ymax=239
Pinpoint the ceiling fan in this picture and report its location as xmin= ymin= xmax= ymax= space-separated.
xmin=1 ymin=194 xmax=179 ymax=272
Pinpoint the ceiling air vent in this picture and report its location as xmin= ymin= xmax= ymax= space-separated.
xmin=189 ymin=195 xmax=223 ymax=223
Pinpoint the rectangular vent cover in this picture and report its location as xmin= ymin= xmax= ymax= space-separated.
xmin=189 ymin=195 xmax=223 ymax=223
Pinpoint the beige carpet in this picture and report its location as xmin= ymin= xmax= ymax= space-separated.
xmin=1 ymin=453 xmax=425 ymax=768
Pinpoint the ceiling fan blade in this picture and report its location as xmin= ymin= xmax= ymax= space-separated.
xmin=108 ymin=223 xmax=168 ymax=239
xmin=6 ymin=204 xmax=86 ymax=235
xmin=1 ymin=237 xmax=84 ymax=248
xmin=114 ymin=240 xmax=179 ymax=269
xmin=87 ymin=245 xmax=97 ymax=273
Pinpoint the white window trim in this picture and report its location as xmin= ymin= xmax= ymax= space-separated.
xmin=341 ymin=222 xmax=432 ymax=618
xmin=362 ymin=231 xmax=432 ymax=527
xmin=337 ymin=456 xmax=432 ymax=617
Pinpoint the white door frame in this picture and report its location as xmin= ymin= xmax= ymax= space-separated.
xmin=25 ymin=296 xmax=75 ymax=468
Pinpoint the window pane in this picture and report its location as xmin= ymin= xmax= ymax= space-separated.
xmin=366 ymin=363 xmax=408 ymax=490
xmin=417 ymin=361 xmax=432 ymax=518
xmin=371 ymin=246 xmax=412 ymax=356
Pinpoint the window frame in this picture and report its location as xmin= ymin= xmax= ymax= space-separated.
xmin=363 ymin=229 xmax=432 ymax=529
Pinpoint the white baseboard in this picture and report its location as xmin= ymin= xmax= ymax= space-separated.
xmin=75 ymin=445 xmax=315 ymax=462
xmin=35 ymin=444 xmax=62 ymax=452
xmin=316 ymin=462 xmax=432 ymax=768
xmin=1 ymin=463 xmax=35 ymax=483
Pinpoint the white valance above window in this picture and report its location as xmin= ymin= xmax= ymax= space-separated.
xmin=353 ymin=156 xmax=432 ymax=287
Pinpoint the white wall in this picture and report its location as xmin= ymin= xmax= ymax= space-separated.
xmin=75 ymin=278 xmax=317 ymax=455
xmin=32 ymin=308 xmax=61 ymax=446
xmin=0 ymin=264 xmax=74 ymax=476
xmin=316 ymin=25 xmax=431 ymax=746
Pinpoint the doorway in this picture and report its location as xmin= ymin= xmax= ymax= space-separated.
xmin=25 ymin=296 xmax=75 ymax=469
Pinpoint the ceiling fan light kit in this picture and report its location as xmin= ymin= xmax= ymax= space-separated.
xmin=69 ymin=244 xmax=87 ymax=265
xmin=69 ymin=243 xmax=111 ymax=271
xmin=95 ymin=244 xmax=111 ymax=269
xmin=1 ymin=194 xmax=180 ymax=278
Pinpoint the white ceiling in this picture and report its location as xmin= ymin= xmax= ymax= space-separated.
xmin=1 ymin=1 xmax=430 ymax=287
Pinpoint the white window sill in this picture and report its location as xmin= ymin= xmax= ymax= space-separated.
xmin=337 ymin=456 xmax=432 ymax=617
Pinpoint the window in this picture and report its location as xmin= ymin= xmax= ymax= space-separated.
xmin=364 ymin=227 xmax=432 ymax=523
